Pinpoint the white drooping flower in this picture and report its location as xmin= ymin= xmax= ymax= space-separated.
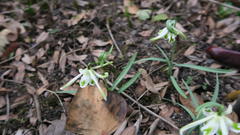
xmin=150 ymin=20 xmax=186 ymax=43
xmin=180 ymin=105 xmax=240 ymax=135
xmin=61 ymin=68 xmax=109 ymax=100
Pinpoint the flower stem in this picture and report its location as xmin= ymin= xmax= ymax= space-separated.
xmin=92 ymin=61 xmax=113 ymax=69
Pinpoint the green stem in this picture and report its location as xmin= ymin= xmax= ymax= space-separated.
xmin=168 ymin=42 xmax=176 ymax=76
xmin=92 ymin=61 xmax=113 ymax=69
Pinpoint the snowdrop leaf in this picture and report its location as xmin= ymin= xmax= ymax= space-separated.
xmin=60 ymin=73 xmax=82 ymax=90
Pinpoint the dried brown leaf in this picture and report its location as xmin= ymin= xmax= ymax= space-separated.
xmin=15 ymin=48 xmax=24 ymax=61
xmin=225 ymin=90 xmax=240 ymax=100
xmin=120 ymin=126 xmax=136 ymax=135
xmin=138 ymin=30 xmax=153 ymax=37
xmin=218 ymin=17 xmax=240 ymax=37
xmin=90 ymin=39 xmax=111 ymax=47
xmin=36 ymin=32 xmax=49 ymax=44
xmin=184 ymin=45 xmax=196 ymax=56
xmin=66 ymin=84 xmax=127 ymax=135
xmin=68 ymin=13 xmax=86 ymax=26
xmin=0 ymin=96 xmax=6 ymax=108
xmin=59 ymin=51 xmax=67 ymax=73
xmin=123 ymin=0 xmax=139 ymax=14
xmin=179 ymin=93 xmax=204 ymax=114
xmin=21 ymin=54 xmax=35 ymax=64
xmin=13 ymin=61 xmax=25 ymax=82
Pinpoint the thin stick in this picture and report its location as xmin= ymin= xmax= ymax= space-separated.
xmin=204 ymin=0 xmax=240 ymax=11
xmin=106 ymin=80 xmax=179 ymax=130
xmin=46 ymin=90 xmax=66 ymax=113
xmin=2 ymin=94 xmax=10 ymax=135
xmin=106 ymin=19 xmax=123 ymax=58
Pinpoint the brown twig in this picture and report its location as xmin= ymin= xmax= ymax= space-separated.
xmin=106 ymin=19 xmax=123 ymax=58
xmin=2 ymin=94 xmax=10 ymax=135
xmin=106 ymin=80 xmax=179 ymax=131
xmin=204 ymin=0 xmax=240 ymax=11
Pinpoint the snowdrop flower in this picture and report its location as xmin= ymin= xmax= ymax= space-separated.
xmin=150 ymin=20 xmax=186 ymax=43
xmin=61 ymin=68 xmax=109 ymax=100
xmin=180 ymin=105 xmax=240 ymax=135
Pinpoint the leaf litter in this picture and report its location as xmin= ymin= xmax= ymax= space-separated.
xmin=0 ymin=0 xmax=240 ymax=134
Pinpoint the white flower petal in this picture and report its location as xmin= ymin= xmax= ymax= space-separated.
xmin=79 ymin=72 xmax=91 ymax=88
xmin=224 ymin=117 xmax=240 ymax=133
xmin=219 ymin=117 xmax=229 ymax=135
xmin=201 ymin=116 xmax=219 ymax=135
xmin=158 ymin=28 xmax=169 ymax=38
xmin=224 ymin=105 xmax=233 ymax=115
xmin=180 ymin=115 xmax=215 ymax=135
xmin=89 ymin=70 xmax=107 ymax=100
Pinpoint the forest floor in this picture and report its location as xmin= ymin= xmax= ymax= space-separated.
xmin=0 ymin=0 xmax=240 ymax=135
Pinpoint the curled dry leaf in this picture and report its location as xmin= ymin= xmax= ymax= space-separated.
xmin=89 ymin=39 xmax=111 ymax=47
xmin=66 ymin=84 xmax=127 ymax=135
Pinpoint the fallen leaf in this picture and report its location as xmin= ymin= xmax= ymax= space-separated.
xmin=13 ymin=61 xmax=25 ymax=82
xmin=176 ymin=23 xmax=187 ymax=33
xmin=0 ymin=87 xmax=11 ymax=92
xmin=179 ymin=92 xmax=204 ymax=114
xmin=140 ymin=69 xmax=158 ymax=93
xmin=114 ymin=120 xmax=128 ymax=135
xmin=52 ymin=50 xmax=60 ymax=64
xmin=216 ymin=17 xmax=235 ymax=28
xmin=21 ymin=54 xmax=35 ymax=64
xmin=68 ymin=12 xmax=86 ymax=26
xmin=225 ymin=90 xmax=240 ymax=100
xmin=89 ymin=39 xmax=111 ymax=47
xmin=15 ymin=48 xmax=24 ymax=61
xmin=187 ymin=0 xmax=199 ymax=7
xmin=44 ymin=116 xmax=75 ymax=135
xmin=36 ymin=32 xmax=49 ymax=44
xmin=59 ymin=51 xmax=67 ymax=73
xmin=218 ymin=17 xmax=240 ymax=37
xmin=184 ymin=45 xmax=196 ymax=56
xmin=65 ymin=84 xmax=127 ymax=135
xmin=92 ymin=49 xmax=105 ymax=57
xmin=207 ymin=16 xmax=215 ymax=30
xmin=120 ymin=126 xmax=136 ymax=135
xmin=120 ymin=115 xmax=142 ymax=135
xmin=138 ymin=30 xmax=153 ymax=37
xmin=67 ymin=54 xmax=87 ymax=62
xmin=147 ymin=118 xmax=160 ymax=135
xmin=36 ymin=48 xmax=45 ymax=59
xmin=0 ymin=96 xmax=6 ymax=108
xmin=123 ymin=0 xmax=139 ymax=14
xmin=0 ymin=29 xmax=10 ymax=56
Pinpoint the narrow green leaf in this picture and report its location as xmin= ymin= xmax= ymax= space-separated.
xmin=170 ymin=76 xmax=187 ymax=98
xmin=110 ymin=53 xmax=137 ymax=91
xmin=135 ymin=57 xmax=168 ymax=64
xmin=175 ymin=63 xmax=234 ymax=73
xmin=211 ymin=73 xmax=219 ymax=102
xmin=56 ymin=90 xmax=77 ymax=94
xmin=182 ymin=79 xmax=199 ymax=108
xmin=196 ymin=102 xmax=224 ymax=113
xmin=118 ymin=72 xmax=141 ymax=93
